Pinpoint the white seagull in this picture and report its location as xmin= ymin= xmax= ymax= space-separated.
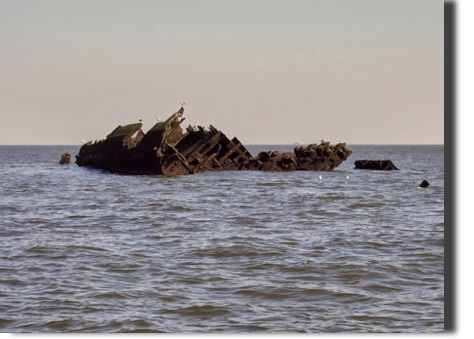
xmin=157 ymin=116 xmax=161 ymax=121
xmin=81 ymin=139 xmax=85 ymax=144
xmin=180 ymin=100 xmax=187 ymax=107
xmin=319 ymin=175 xmax=322 ymax=180
xmin=346 ymin=176 xmax=350 ymax=179
xmin=321 ymin=138 xmax=327 ymax=143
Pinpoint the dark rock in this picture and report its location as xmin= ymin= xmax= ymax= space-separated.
xmin=354 ymin=159 xmax=398 ymax=170
xmin=76 ymin=108 xmax=352 ymax=175
xmin=59 ymin=153 xmax=71 ymax=164
xmin=419 ymin=180 xmax=430 ymax=188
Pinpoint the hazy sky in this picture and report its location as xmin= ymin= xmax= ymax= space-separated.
xmin=0 ymin=0 xmax=443 ymax=145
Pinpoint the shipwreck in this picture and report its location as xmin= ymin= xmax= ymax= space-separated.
xmin=354 ymin=159 xmax=399 ymax=170
xmin=76 ymin=108 xmax=353 ymax=175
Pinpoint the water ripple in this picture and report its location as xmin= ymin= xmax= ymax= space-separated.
xmin=0 ymin=145 xmax=444 ymax=332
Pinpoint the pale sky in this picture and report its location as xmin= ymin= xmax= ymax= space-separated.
xmin=0 ymin=0 xmax=443 ymax=145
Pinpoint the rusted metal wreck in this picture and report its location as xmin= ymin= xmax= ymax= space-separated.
xmin=76 ymin=108 xmax=352 ymax=175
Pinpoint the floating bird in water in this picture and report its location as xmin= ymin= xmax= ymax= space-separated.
xmin=319 ymin=175 xmax=322 ymax=180
xmin=346 ymin=176 xmax=350 ymax=179
xmin=180 ymin=100 xmax=187 ymax=107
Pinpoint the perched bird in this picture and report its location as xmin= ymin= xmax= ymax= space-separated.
xmin=321 ymin=138 xmax=327 ymax=143
xmin=139 ymin=118 xmax=143 ymax=123
xmin=157 ymin=116 xmax=161 ymax=121
xmin=180 ymin=100 xmax=187 ymax=107
xmin=81 ymin=139 xmax=85 ymax=144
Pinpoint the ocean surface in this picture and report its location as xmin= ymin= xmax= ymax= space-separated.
xmin=0 ymin=144 xmax=444 ymax=333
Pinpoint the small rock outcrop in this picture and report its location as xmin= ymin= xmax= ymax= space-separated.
xmin=59 ymin=153 xmax=71 ymax=164
xmin=419 ymin=180 xmax=430 ymax=188
xmin=76 ymin=108 xmax=352 ymax=175
xmin=354 ymin=160 xmax=398 ymax=170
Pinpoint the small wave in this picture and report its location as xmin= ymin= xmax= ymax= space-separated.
xmin=67 ymin=214 xmax=88 ymax=219
xmin=80 ymin=291 xmax=129 ymax=299
xmin=0 ymin=279 xmax=24 ymax=286
xmin=85 ymin=204 xmax=102 ymax=210
xmin=121 ymin=326 xmax=164 ymax=333
xmin=349 ymin=314 xmax=400 ymax=323
xmin=0 ymin=205 xmax=21 ymax=212
xmin=170 ymin=305 xmax=230 ymax=317
xmin=307 ymin=210 xmax=340 ymax=216
xmin=66 ymin=245 xmax=107 ymax=252
xmin=146 ymin=202 xmax=164 ymax=207
xmin=163 ymin=205 xmax=194 ymax=211
xmin=299 ymin=288 xmax=331 ymax=296
xmin=43 ymin=319 xmax=74 ymax=331
xmin=197 ymin=247 xmax=272 ymax=258
xmin=234 ymin=286 xmax=300 ymax=300
xmin=349 ymin=203 xmax=385 ymax=209
xmin=362 ymin=283 xmax=403 ymax=292
xmin=229 ymin=324 xmax=270 ymax=332
xmin=256 ymin=182 xmax=286 ymax=187
xmin=25 ymin=245 xmax=49 ymax=254
xmin=0 ymin=318 xmax=14 ymax=326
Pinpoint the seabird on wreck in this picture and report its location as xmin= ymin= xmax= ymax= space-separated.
xmin=180 ymin=100 xmax=187 ymax=107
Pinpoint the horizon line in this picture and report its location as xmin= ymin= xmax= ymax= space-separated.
xmin=0 ymin=143 xmax=445 ymax=146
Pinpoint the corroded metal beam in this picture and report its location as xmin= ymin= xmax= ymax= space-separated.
xmin=76 ymin=108 xmax=352 ymax=175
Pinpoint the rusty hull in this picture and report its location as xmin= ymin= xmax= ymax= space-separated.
xmin=76 ymin=108 xmax=352 ymax=175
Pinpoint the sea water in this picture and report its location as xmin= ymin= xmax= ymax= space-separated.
xmin=0 ymin=145 xmax=444 ymax=332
